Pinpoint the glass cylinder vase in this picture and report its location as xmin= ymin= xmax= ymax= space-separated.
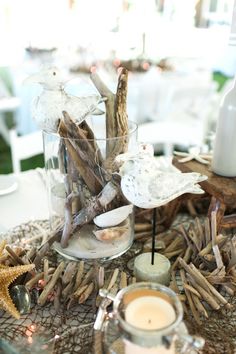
xmin=43 ymin=120 xmax=137 ymax=261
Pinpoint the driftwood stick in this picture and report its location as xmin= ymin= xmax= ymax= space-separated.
xmin=61 ymin=175 xmax=73 ymax=248
xmin=187 ymin=274 xmax=220 ymax=310
xmin=54 ymin=278 xmax=62 ymax=312
xmin=74 ymin=284 xmax=88 ymax=298
xmin=186 ymin=200 xmax=198 ymax=217
xmin=91 ymin=68 xmax=129 ymax=158
xmin=33 ymin=243 xmax=50 ymax=269
xmin=171 ymin=255 xmax=183 ymax=272
xmin=135 ymin=231 xmax=152 ymax=241
xmin=190 ymin=263 xmax=228 ymax=305
xmin=62 ymin=261 xmax=78 ymax=286
xmin=192 ymin=294 xmax=208 ymax=319
xmin=25 ymin=272 xmax=44 ymax=289
xmin=107 ymin=269 xmax=119 ymax=291
xmin=74 ymin=261 xmax=85 ymax=290
xmin=43 ymin=258 xmax=49 ymax=284
xmin=113 ymin=68 xmax=129 ymax=140
xmin=183 ymin=282 xmax=201 ymax=298
xmin=212 ymin=245 xmax=224 ymax=270
xmin=164 ymin=236 xmax=185 ymax=254
xmin=90 ymin=71 xmax=115 ymax=138
xmin=63 ymin=111 xmax=105 ymax=179
xmin=26 ymin=247 xmax=37 ymax=261
xmin=62 ymin=279 xmax=75 ymax=300
xmin=180 ymin=269 xmax=201 ymax=325
xmin=188 ymin=226 xmax=201 ymax=252
xmin=178 ymin=225 xmax=195 ymax=252
xmin=97 ymin=267 xmax=105 ymax=289
xmin=5 ymin=246 xmax=25 ymax=265
xmin=80 ymin=268 xmax=94 ymax=287
xmin=178 ymin=258 xmax=227 ymax=305
xmin=220 ymin=214 xmax=236 ymax=229
xmin=170 ymin=270 xmax=179 ymax=293
xmin=183 ymin=246 xmax=193 ymax=263
xmin=79 ymin=282 xmax=94 ymax=304
xmin=207 ymin=197 xmax=226 ymax=230
xmin=203 ymin=254 xmax=216 ymax=262
xmin=164 ymin=249 xmax=184 ymax=259
xmin=120 ymin=271 xmax=127 ymax=289
xmin=221 ymin=284 xmax=235 ymax=296
xmin=38 ymin=261 xmax=65 ymax=306
xmin=73 ymin=180 xmax=120 ymax=228
xmin=25 ymin=268 xmax=55 ymax=289
xmin=204 ymin=218 xmax=211 ymax=247
xmin=195 ymin=217 xmax=204 ymax=249
xmin=59 ymin=120 xmax=103 ymax=195
xmin=206 ymin=275 xmax=232 ymax=284
xmin=130 ymin=277 xmax=137 ymax=284
xmin=199 ymin=235 xmax=227 ymax=257
xmin=0 ymin=240 xmax=6 ymax=255
xmin=135 ymin=223 xmax=153 ymax=233
xmin=211 ymin=211 xmax=217 ymax=245
xmin=33 ymin=231 xmax=61 ymax=269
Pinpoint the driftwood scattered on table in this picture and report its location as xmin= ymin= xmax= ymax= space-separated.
xmin=140 ymin=210 xmax=236 ymax=325
xmin=0 ymin=242 xmax=134 ymax=315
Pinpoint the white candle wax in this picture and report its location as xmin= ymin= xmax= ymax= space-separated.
xmin=125 ymin=296 xmax=176 ymax=330
xmin=134 ymin=253 xmax=171 ymax=285
xmin=124 ymin=295 xmax=176 ymax=354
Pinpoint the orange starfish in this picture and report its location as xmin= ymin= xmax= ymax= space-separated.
xmin=0 ymin=263 xmax=35 ymax=319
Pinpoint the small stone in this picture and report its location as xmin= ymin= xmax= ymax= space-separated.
xmin=10 ymin=285 xmax=31 ymax=314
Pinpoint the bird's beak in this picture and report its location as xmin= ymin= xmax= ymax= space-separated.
xmin=22 ymin=73 xmax=42 ymax=86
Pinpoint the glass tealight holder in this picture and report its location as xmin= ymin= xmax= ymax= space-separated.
xmin=43 ymin=121 xmax=137 ymax=261
xmin=95 ymin=282 xmax=205 ymax=354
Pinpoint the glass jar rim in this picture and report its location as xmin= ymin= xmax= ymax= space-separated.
xmin=42 ymin=120 xmax=138 ymax=142
xmin=113 ymin=282 xmax=183 ymax=341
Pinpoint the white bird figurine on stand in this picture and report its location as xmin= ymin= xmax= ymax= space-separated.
xmin=116 ymin=143 xmax=208 ymax=209
xmin=24 ymin=66 xmax=105 ymax=132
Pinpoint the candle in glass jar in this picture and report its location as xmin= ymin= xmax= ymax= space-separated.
xmin=124 ymin=295 xmax=176 ymax=354
xmin=125 ymin=295 xmax=175 ymax=329
xmin=134 ymin=253 xmax=171 ymax=285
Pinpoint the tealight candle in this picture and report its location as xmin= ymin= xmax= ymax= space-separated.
xmin=124 ymin=294 xmax=176 ymax=354
xmin=125 ymin=295 xmax=176 ymax=330
xmin=134 ymin=252 xmax=171 ymax=285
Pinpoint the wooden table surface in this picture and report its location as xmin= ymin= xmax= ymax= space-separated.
xmin=172 ymin=157 xmax=236 ymax=209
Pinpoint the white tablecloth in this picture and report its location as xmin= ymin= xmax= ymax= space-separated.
xmin=0 ymin=168 xmax=49 ymax=232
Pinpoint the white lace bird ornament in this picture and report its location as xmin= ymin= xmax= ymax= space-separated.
xmin=24 ymin=66 xmax=105 ymax=132
xmin=116 ymin=143 xmax=207 ymax=209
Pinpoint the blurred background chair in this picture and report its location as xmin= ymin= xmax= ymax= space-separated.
xmin=9 ymin=128 xmax=43 ymax=173
xmin=138 ymin=80 xmax=218 ymax=156
xmin=0 ymin=68 xmax=20 ymax=145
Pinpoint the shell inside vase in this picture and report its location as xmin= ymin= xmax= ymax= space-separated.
xmin=93 ymin=204 xmax=133 ymax=228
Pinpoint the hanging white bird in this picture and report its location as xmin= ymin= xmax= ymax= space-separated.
xmin=24 ymin=66 xmax=105 ymax=132
xmin=116 ymin=144 xmax=208 ymax=209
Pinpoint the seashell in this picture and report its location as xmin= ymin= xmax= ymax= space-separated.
xmin=10 ymin=285 xmax=31 ymax=314
xmin=93 ymin=204 xmax=133 ymax=228
xmin=93 ymin=226 xmax=129 ymax=242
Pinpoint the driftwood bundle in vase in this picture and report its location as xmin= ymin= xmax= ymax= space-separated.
xmin=42 ymin=68 xmax=136 ymax=260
